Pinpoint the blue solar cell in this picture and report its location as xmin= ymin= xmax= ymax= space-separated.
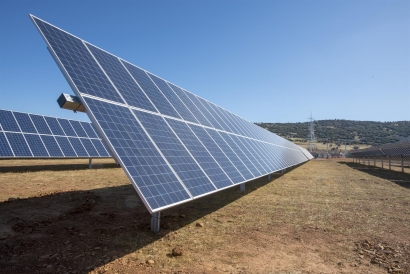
xmin=247 ymin=139 xmax=277 ymax=171
xmin=256 ymin=142 xmax=280 ymax=170
xmin=136 ymin=110 xmax=215 ymax=197
xmin=148 ymin=74 xmax=198 ymax=124
xmin=188 ymin=124 xmax=245 ymax=184
xmin=13 ymin=112 xmax=37 ymax=133
xmin=0 ymin=110 xmax=20 ymax=132
xmin=80 ymin=122 xmax=98 ymax=138
xmin=218 ymin=132 xmax=262 ymax=177
xmin=40 ymin=135 xmax=63 ymax=157
xmin=55 ymin=136 xmax=77 ymax=157
xmin=209 ymin=105 xmax=238 ymax=135
xmin=67 ymin=137 xmax=89 ymax=157
xmin=24 ymin=134 xmax=49 ymax=157
xmin=200 ymin=100 xmax=233 ymax=132
xmin=69 ymin=120 xmax=88 ymax=137
xmin=0 ymin=132 xmax=14 ymax=157
xmin=83 ymin=97 xmax=191 ymax=210
xmin=32 ymin=17 xmax=124 ymax=104
xmin=205 ymin=129 xmax=254 ymax=180
xmin=166 ymin=118 xmax=233 ymax=189
xmin=57 ymin=119 xmax=77 ymax=136
xmin=183 ymin=91 xmax=224 ymax=130
xmin=86 ymin=43 xmax=157 ymax=112
xmin=121 ymin=62 xmax=182 ymax=119
xmin=30 ymin=114 xmax=52 ymax=135
xmin=219 ymin=110 xmax=248 ymax=137
xmin=229 ymin=135 xmax=268 ymax=174
xmin=44 ymin=117 xmax=65 ymax=136
xmin=91 ymin=139 xmax=110 ymax=157
xmin=6 ymin=133 xmax=32 ymax=156
xmin=195 ymin=96 xmax=229 ymax=131
xmin=0 ymin=109 xmax=110 ymax=159
xmin=80 ymin=138 xmax=99 ymax=157
xmin=167 ymin=84 xmax=213 ymax=127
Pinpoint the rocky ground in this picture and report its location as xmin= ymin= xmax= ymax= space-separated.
xmin=0 ymin=158 xmax=409 ymax=273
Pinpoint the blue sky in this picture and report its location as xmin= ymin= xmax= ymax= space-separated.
xmin=0 ymin=0 xmax=409 ymax=123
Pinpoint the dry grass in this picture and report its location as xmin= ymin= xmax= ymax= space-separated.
xmin=0 ymin=159 xmax=409 ymax=273
xmin=293 ymin=140 xmax=371 ymax=151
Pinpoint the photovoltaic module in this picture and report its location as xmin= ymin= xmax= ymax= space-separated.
xmin=0 ymin=109 xmax=110 ymax=158
xmin=30 ymin=15 xmax=312 ymax=213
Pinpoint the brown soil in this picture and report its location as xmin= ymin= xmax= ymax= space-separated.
xmin=0 ymin=158 xmax=409 ymax=274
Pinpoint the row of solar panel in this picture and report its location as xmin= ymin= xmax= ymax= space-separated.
xmin=85 ymin=98 xmax=308 ymax=210
xmin=350 ymin=142 xmax=410 ymax=157
xmin=32 ymin=15 xmax=312 ymax=213
xmin=0 ymin=109 xmax=110 ymax=158
xmin=33 ymin=17 xmax=303 ymax=152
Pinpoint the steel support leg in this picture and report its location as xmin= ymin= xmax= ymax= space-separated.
xmin=389 ymin=157 xmax=391 ymax=170
xmin=402 ymin=156 xmax=404 ymax=173
xmin=381 ymin=156 xmax=384 ymax=169
xmin=240 ymin=183 xmax=245 ymax=193
xmin=268 ymin=174 xmax=271 ymax=181
xmin=151 ymin=211 xmax=161 ymax=232
xmin=88 ymin=158 xmax=92 ymax=169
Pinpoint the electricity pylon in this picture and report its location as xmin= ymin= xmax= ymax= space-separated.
xmin=307 ymin=112 xmax=316 ymax=153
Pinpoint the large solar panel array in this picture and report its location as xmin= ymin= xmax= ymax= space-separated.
xmin=0 ymin=109 xmax=110 ymax=158
xmin=350 ymin=142 xmax=410 ymax=157
xmin=31 ymin=15 xmax=312 ymax=213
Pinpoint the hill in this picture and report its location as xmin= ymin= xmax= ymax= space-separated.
xmin=256 ymin=120 xmax=410 ymax=146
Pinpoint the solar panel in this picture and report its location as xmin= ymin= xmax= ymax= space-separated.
xmin=30 ymin=15 xmax=312 ymax=214
xmin=0 ymin=109 xmax=111 ymax=158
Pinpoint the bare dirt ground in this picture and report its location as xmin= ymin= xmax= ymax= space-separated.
xmin=0 ymin=158 xmax=409 ymax=274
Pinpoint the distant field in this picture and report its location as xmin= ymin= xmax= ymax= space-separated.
xmin=293 ymin=140 xmax=372 ymax=152
xmin=0 ymin=159 xmax=409 ymax=273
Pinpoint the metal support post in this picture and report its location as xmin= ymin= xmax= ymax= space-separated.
xmin=402 ymin=155 xmax=404 ymax=173
xmin=151 ymin=211 xmax=161 ymax=232
xmin=374 ymin=156 xmax=376 ymax=166
xmin=268 ymin=174 xmax=271 ymax=181
xmin=368 ymin=156 xmax=370 ymax=166
xmin=362 ymin=156 xmax=364 ymax=165
xmin=88 ymin=158 xmax=92 ymax=169
xmin=381 ymin=156 xmax=384 ymax=169
xmin=240 ymin=183 xmax=245 ymax=193
xmin=389 ymin=156 xmax=391 ymax=170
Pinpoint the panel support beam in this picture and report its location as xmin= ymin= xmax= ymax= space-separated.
xmin=89 ymin=158 xmax=93 ymax=169
xmin=381 ymin=156 xmax=384 ymax=169
xmin=240 ymin=183 xmax=245 ymax=193
xmin=151 ymin=211 xmax=161 ymax=232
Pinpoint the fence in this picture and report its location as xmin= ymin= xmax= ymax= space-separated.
xmin=350 ymin=142 xmax=410 ymax=173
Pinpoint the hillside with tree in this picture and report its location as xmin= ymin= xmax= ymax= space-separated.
xmin=256 ymin=120 xmax=410 ymax=146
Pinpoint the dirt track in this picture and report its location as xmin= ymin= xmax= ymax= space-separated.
xmin=0 ymin=158 xmax=409 ymax=273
